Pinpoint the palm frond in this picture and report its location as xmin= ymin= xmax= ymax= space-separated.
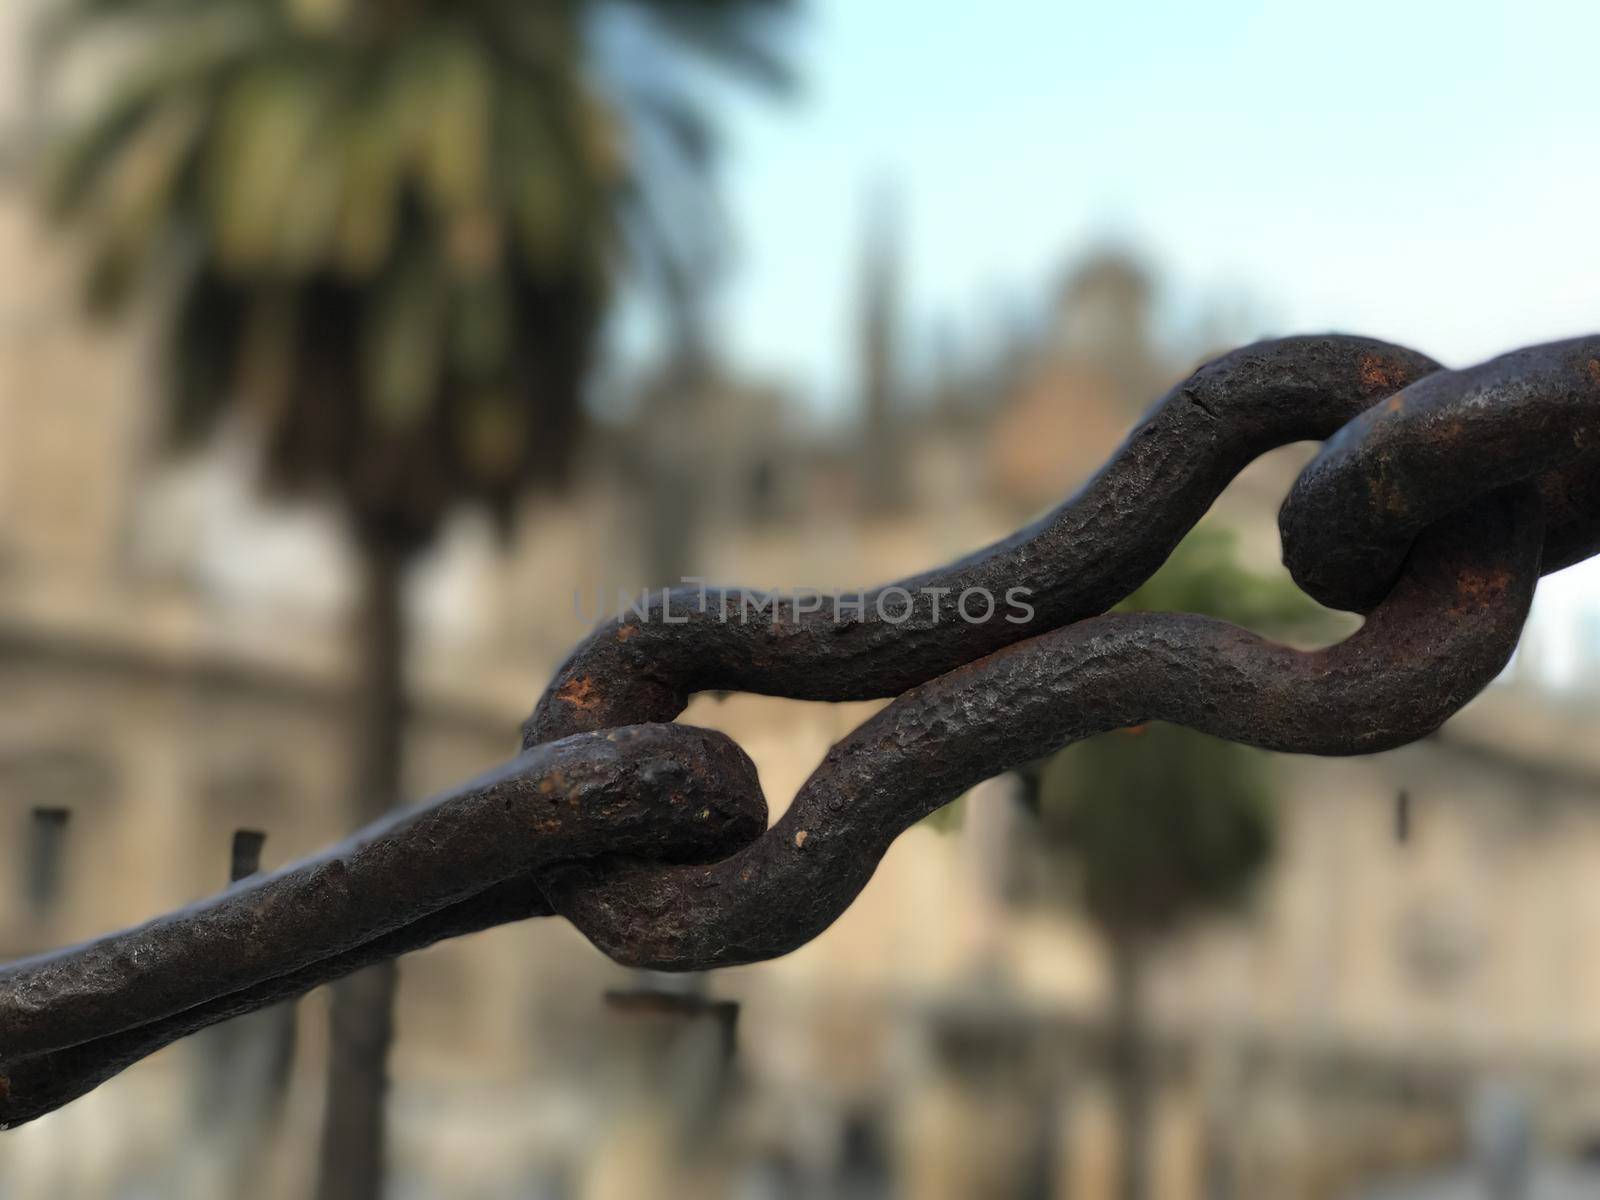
xmin=47 ymin=0 xmax=798 ymax=542
xmin=622 ymin=0 xmax=798 ymax=90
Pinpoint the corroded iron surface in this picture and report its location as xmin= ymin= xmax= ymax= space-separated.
xmin=525 ymin=336 xmax=1448 ymax=738
xmin=4 ymin=332 xmax=1598 ymax=1125
xmin=1280 ymin=336 xmax=1600 ymax=610
xmin=0 ymin=726 xmax=761 ymax=1125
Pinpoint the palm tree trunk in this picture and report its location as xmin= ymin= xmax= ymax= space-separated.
xmin=1109 ymin=930 xmax=1153 ymax=1200
xmin=316 ymin=534 xmax=407 ymax=1200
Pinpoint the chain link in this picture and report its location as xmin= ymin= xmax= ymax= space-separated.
xmin=3 ymin=333 xmax=1597 ymax=1125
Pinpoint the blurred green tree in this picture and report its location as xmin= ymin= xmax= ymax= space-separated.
xmin=1012 ymin=526 xmax=1331 ymax=1200
xmin=42 ymin=1 xmax=793 ymax=1196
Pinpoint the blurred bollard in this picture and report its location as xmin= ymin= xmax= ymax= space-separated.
xmin=834 ymin=1111 xmax=892 ymax=1200
xmin=184 ymin=829 xmax=298 ymax=1200
xmin=1394 ymin=789 xmax=1412 ymax=844
xmin=603 ymin=988 xmax=740 ymax=1060
xmin=580 ymin=984 xmax=743 ymax=1199
xmin=602 ymin=985 xmax=741 ymax=1112
xmin=26 ymin=807 xmax=71 ymax=914
xmin=1471 ymin=1082 xmax=1532 ymax=1200
xmin=230 ymin=828 xmax=268 ymax=883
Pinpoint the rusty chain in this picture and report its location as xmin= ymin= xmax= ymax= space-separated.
xmin=4 ymin=333 xmax=1600 ymax=1126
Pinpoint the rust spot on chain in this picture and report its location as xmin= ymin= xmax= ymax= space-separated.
xmin=555 ymin=676 xmax=601 ymax=712
xmin=1451 ymin=566 xmax=1514 ymax=612
xmin=1361 ymin=353 xmax=1410 ymax=395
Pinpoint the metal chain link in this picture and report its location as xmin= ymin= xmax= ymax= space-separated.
xmin=4 ymin=333 xmax=1598 ymax=1126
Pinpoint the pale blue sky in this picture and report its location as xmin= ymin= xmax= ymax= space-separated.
xmin=676 ymin=0 xmax=1600 ymax=411
xmin=660 ymin=0 xmax=1600 ymax=671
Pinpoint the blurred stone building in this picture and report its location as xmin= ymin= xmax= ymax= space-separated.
xmin=6 ymin=29 xmax=1600 ymax=1199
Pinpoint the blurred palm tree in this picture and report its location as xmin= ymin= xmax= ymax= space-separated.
xmin=42 ymin=1 xmax=794 ymax=1196
xmin=1013 ymin=526 xmax=1332 ymax=1200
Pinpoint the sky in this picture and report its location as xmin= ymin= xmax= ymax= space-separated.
xmin=679 ymin=0 xmax=1600 ymax=412
xmin=661 ymin=0 xmax=1600 ymax=675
